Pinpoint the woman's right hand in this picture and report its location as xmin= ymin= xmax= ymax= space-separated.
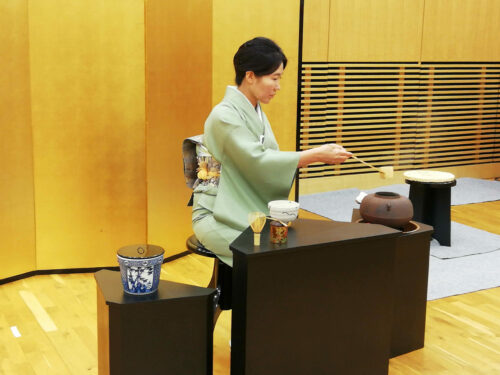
xmin=298 ymin=144 xmax=352 ymax=168
xmin=316 ymin=144 xmax=352 ymax=164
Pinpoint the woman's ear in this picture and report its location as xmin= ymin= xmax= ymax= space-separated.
xmin=245 ymin=71 xmax=256 ymax=84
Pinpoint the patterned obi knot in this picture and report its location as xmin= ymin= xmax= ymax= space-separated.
xmin=196 ymin=143 xmax=221 ymax=187
xmin=182 ymin=135 xmax=221 ymax=191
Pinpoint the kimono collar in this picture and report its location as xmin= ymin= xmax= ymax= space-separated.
xmin=225 ymin=86 xmax=263 ymax=123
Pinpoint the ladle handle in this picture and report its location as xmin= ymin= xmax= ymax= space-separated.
xmin=351 ymin=154 xmax=382 ymax=172
xmin=266 ymin=216 xmax=288 ymax=227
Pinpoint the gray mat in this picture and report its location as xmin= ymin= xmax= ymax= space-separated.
xmin=299 ymin=188 xmax=360 ymax=222
xmin=430 ymin=222 xmax=500 ymax=259
xmin=451 ymin=177 xmax=500 ymax=205
xmin=428 ymin=250 xmax=500 ymax=300
xmin=299 ymin=178 xmax=500 ymax=223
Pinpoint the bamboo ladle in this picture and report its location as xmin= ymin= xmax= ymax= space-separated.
xmin=351 ymin=155 xmax=394 ymax=179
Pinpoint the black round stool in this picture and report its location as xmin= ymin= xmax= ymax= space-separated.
xmin=404 ymin=170 xmax=456 ymax=246
xmin=186 ymin=235 xmax=232 ymax=312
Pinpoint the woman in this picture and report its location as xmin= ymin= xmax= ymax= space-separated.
xmin=192 ymin=37 xmax=351 ymax=266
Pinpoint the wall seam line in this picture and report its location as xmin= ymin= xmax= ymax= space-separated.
xmin=144 ymin=0 xmax=149 ymax=244
xmin=26 ymin=0 xmax=39 ymax=272
xmin=419 ymin=0 xmax=426 ymax=64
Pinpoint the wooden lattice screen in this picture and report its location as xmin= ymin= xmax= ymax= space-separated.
xmin=299 ymin=62 xmax=500 ymax=179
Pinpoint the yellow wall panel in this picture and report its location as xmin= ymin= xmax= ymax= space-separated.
xmin=302 ymin=0 xmax=330 ymax=61
xmin=212 ymin=0 xmax=301 ymax=153
xmin=329 ymin=0 xmax=424 ymax=61
xmin=28 ymin=0 xmax=147 ymax=269
xmin=0 ymin=0 xmax=36 ymax=279
xmin=145 ymin=0 xmax=212 ymax=257
xmin=421 ymin=0 xmax=500 ymax=61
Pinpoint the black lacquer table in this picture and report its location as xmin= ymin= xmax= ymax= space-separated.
xmin=230 ymin=218 xmax=433 ymax=375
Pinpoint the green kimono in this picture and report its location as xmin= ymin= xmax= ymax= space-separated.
xmin=192 ymin=86 xmax=300 ymax=266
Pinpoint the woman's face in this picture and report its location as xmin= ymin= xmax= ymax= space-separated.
xmin=249 ymin=63 xmax=284 ymax=105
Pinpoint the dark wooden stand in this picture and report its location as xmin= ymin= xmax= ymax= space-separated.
xmin=230 ymin=219 xmax=401 ymax=375
xmin=351 ymin=210 xmax=433 ymax=357
xmin=406 ymin=179 xmax=456 ymax=246
xmin=391 ymin=224 xmax=432 ymax=357
xmin=95 ymin=270 xmax=215 ymax=375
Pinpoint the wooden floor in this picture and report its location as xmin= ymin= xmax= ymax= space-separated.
xmin=1 ymin=200 xmax=499 ymax=374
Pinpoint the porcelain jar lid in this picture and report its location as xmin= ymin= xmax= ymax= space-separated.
xmin=117 ymin=244 xmax=164 ymax=259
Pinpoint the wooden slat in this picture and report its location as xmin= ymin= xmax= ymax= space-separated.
xmin=334 ymin=146 xmax=490 ymax=156
xmin=302 ymin=113 xmax=419 ymax=120
xmin=413 ymin=141 xmax=497 ymax=149
xmin=413 ymin=144 xmax=498 ymax=153
xmin=302 ymin=118 xmax=418 ymax=126
xmin=302 ymin=63 xmax=419 ymax=67
xmin=304 ymin=79 xmax=499 ymax=86
xmin=416 ymin=109 xmax=498 ymax=118
xmin=302 ymin=68 xmax=500 ymax=72
xmin=303 ymin=124 xmax=497 ymax=135
xmin=302 ymin=107 xmax=421 ymax=114
xmin=413 ymin=118 xmax=498 ymax=127
xmin=414 ymin=130 xmax=497 ymax=138
xmin=302 ymin=93 xmax=420 ymax=98
xmin=302 ymin=130 xmax=417 ymax=138
xmin=418 ymin=94 xmax=498 ymax=100
xmin=413 ymin=155 xmax=496 ymax=163
xmin=301 ymin=117 xmax=497 ymax=128
xmin=302 ymin=134 xmax=417 ymax=142
xmin=302 ymin=102 xmax=498 ymax=110
xmin=302 ymin=86 xmax=421 ymax=92
xmin=414 ymin=135 xmax=496 ymax=143
xmin=302 ymin=124 xmax=417 ymax=132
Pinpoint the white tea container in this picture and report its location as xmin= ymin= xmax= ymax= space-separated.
xmin=268 ymin=200 xmax=300 ymax=223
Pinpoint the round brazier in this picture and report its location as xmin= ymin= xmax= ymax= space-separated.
xmin=356 ymin=219 xmax=420 ymax=233
xmin=117 ymin=244 xmax=164 ymax=295
xmin=359 ymin=192 xmax=413 ymax=229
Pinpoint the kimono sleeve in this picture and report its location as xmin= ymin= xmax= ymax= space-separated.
xmin=222 ymin=122 xmax=300 ymax=198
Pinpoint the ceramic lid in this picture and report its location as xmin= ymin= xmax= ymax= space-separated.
xmin=268 ymin=200 xmax=300 ymax=209
xmin=117 ymin=244 xmax=164 ymax=259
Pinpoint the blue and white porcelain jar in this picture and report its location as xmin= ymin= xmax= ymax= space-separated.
xmin=117 ymin=244 xmax=164 ymax=295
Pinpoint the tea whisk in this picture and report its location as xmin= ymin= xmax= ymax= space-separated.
xmin=248 ymin=211 xmax=266 ymax=246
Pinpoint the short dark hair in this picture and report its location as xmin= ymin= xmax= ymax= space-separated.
xmin=233 ymin=37 xmax=287 ymax=85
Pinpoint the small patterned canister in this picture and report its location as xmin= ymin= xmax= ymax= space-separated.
xmin=117 ymin=244 xmax=164 ymax=295
xmin=270 ymin=221 xmax=288 ymax=244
